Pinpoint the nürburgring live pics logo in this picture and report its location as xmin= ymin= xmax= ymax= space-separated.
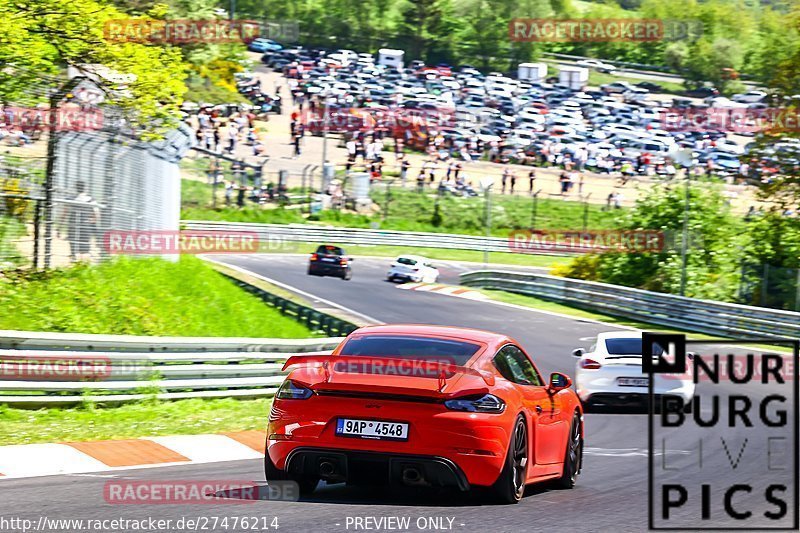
xmin=644 ymin=333 xmax=798 ymax=530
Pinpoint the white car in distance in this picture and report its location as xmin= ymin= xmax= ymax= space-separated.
xmin=386 ymin=255 xmax=440 ymax=283
xmin=572 ymin=331 xmax=695 ymax=410
xmin=576 ymin=59 xmax=618 ymax=73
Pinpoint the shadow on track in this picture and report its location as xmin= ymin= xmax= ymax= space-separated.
xmin=213 ymin=481 xmax=560 ymax=507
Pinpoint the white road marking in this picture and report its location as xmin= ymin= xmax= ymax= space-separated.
xmin=584 ymin=447 xmax=691 ymax=457
xmin=65 ymin=473 xmax=119 ymax=478
xmin=202 ymin=257 xmax=382 ymax=325
xmin=0 ymin=444 xmax=108 ymax=477
xmin=143 ymin=435 xmax=263 ymax=463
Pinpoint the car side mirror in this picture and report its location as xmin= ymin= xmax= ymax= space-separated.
xmin=548 ymin=372 xmax=572 ymax=393
xmin=571 ymin=348 xmax=585 ymax=357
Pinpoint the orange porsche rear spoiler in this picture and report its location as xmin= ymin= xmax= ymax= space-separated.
xmin=282 ymin=354 xmax=495 ymax=387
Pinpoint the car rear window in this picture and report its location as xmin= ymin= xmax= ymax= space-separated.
xmin=339 ymin=335 xmax=481 ymax=365
xmin=605 ymin=338 xmax=664 ymax=355
xmin=396 ymin=257 xmax=418 ymax=266
xmin=317 ymin=245 xmax=344 ymax=255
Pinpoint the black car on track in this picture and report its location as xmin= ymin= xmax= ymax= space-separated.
xmin=308 ymin=245 xmax=352 ymax=280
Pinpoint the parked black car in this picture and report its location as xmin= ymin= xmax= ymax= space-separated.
xmin=636 ymin=81 xmax=664 ymax=92
xmin=684 ymin=86 xmax=720 ymax=98
xmin=308 ymin=245 xmax=352 ymax=280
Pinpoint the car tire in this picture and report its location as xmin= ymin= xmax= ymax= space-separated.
xmin=264 ymin=453 xmax=318 ymax=497
xmin=554 ymin=411 xmax=583 ymax=489
xmin=342 ymin=269 xmax=352 ymax=280
xmin=489 ymin=414 xmax=527 ymax=504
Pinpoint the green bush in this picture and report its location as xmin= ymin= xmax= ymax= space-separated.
xmin=554 ymin=180 xmax=745 ymax=301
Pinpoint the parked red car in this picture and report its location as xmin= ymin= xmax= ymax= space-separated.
xmin=265 ymin=324 xmax=584 ymax=503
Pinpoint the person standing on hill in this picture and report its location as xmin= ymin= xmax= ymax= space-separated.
xmin=63 ymin=181 xmax=100 ymax=262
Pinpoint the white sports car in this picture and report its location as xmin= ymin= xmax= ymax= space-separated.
xmin=572 ymin=331 xmax=694 ymax=409
xmin=386 ymin=255 xmax=439 ymax=283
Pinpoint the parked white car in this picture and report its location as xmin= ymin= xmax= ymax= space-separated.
xmin=386 ymin=255 xmax=440 ymax=283
xmin=572 ymin=331 xmax=695 ymax=410
xmin=576 ymin=59 xmax=617 ymax=73
xmin=732 ymin=90 xmax=768 ymax=104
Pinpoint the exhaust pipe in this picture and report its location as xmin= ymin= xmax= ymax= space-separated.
xmin=319 ymin=461 xmax=336 ymax=478
xmin=401 ymin=466 xmax=424 ymax=485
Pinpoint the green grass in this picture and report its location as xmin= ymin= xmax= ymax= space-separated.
xmin=0 ymin=256 xmax=316 ymax=337
xmin=181 ymin=178 xmax=222 ymax=208
xmin=0 ymin=397 xmax=271 ymax=445
xmin=540 ymin=59 xmax=686 ymax=93
xmin=182 ymin=186 xmax=624 ymax=237
xmin=585 ymin=70 xmax=685 ymax=94
xmin=0 ymin=215 xmax=28 ymax=268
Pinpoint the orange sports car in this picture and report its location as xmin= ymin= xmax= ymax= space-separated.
xmin=265 ymin=324 xmax=584 ymax=503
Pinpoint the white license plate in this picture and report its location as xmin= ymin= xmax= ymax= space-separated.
xmin=335 ymin=418 xmax=409 ymax=441
xmin=618 ymin=377 xmax=649 ymax=387
xmin=321 ymin=257 xmax=336 ymax=262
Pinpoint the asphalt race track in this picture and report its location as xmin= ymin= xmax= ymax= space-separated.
xmin=0 ymin=254 xmax=795 ymax=532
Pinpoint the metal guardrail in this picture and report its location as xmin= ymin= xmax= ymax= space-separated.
xmin=183 ymin=221 xmax=576 ymax=256
xmin=0 ymin=256 xmax=361 ymax=407
xmin=220 ymin=273 xmax=359 ymax=336
xmin=541 ymin=52 xmax=675 ymax=74
xmin=0 ymin=333 xmax=344 ymax=407
xmin=460 ymin=270 xmax=800 ymax=340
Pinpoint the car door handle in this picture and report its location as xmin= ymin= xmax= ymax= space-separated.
xmin=535 ymin=405 xmax=543 ymax=414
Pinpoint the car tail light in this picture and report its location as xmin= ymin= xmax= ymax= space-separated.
xmin=444 ymin=393 xmax=505 ymax=413
xmin=340 ymin=259 xmax=347 ymax=265
xmin=310 ymin=253 xmax=318 ymax=261
xmin=580 ymin=359 xmax=602 ymax=370
xmin=276 ymin=380 xmax=313 ymax=400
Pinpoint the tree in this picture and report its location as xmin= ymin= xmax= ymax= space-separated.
xmin=557 ymin=181 xmax=744 ymax=301
xmin=0 ymin=0 xmax=186 ymax=126
xmin=397 ymin=0 xmax=451 ymax=62
xmin=679 ymin=37 xmax=744 ymax=92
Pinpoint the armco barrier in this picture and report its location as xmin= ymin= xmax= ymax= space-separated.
xmin=220 ymin=273 xmax=359 ymax=336
xmin=0 ymin=258 xmax=362 ymax=407
xmin=0 ymin=332 xmax=343 ymax=407
xmin=182 ymin=221 xmax=574 ymax=255
xmin=460 ymin=270 xmax=800 ymax=339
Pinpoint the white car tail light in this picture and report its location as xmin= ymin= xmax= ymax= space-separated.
xmin=580 ymin=359 xmax=602 ymax=370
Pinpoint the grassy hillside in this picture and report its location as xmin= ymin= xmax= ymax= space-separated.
xmin=0 ymin=256 xmax=316 ymax=337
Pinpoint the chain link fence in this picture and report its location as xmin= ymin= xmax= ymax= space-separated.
xmin=0 ymin=74 xmax=194 ymax=271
